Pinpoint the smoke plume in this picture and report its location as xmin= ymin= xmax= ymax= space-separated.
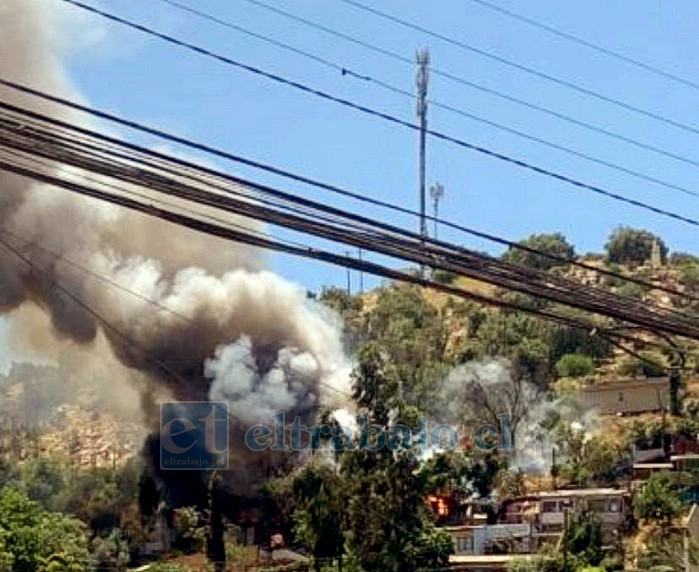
xmin=0 ymin=0 xmax=351 ymax=499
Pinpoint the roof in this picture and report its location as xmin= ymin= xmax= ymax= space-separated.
xmin=449 ymin=554 xmax=532 ymax=565
xmin=536 ymin=488 xmax=626 ymax=498
xmin=450 ymin=555 xmax=531 ymax=564
xmin=633 ymin=463 xmax=674 ymax=469
xmin=578 ymin=377 xmax=668 ymax=392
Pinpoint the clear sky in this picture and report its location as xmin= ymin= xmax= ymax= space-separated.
xmin=3 ymin=0 xmax=698 ymax=373
xmin=40 ymin=1 xmax=699 ymax=290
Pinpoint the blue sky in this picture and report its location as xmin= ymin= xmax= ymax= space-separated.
xmin=58 ymin=0 xmax=699 ymax=293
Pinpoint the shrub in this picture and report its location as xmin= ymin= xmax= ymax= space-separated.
xmin=616 ymin=281 xmax=646 ymax=299
xmin=679 ymin=263 xmax=699 ymax=290
xmin=617 ymin=351 xmax=666 ymax=378
xmin=555 ymin=353 xmax=595 ymax=378
xmin=633 ymin=471 xmax=681 ymax=523
xmin=503 ymin=233 xmax=575 ymax=271
xmin=605 ymin=227 xmax=668 ymax=266
xmin=670 ymin=252 xmax=699 ymax=266
xmin=431 ymin=268 xmax=458 ymax=284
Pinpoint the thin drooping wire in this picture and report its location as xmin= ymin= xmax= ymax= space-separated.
xmin=467 ymin=0 xmax=699 ymax=92
xmin=151 ymin=0 xmax=699 ymax=201
xmin=338 ymin=0 xmax=699 ymax=137
xmin=3 ymin=104 xmax=698 ymax=340
xmin=50 ymin=2 xmax=699 ymax=228
xmin=239 ymin=0 xmax=699 ymax=171
xmin=1 ymin=78 xmax=698 ymax=308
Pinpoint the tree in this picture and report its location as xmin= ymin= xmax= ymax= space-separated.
xmin=503 ymin=233 xmax=575 ymax=271
xmin=0 ymin=487 xmax=91 ymax=572
xmin=290 ymin=464 xmax=345 ymax=571
xmin=630 ymin=528 xmax=699 ymax=572
xmin=617 ymin=351 xmax=666 ymax=378
xmin=555 ymin=354 xmax=595 ymax=379
xmin=604 ymin=227 xmax=668 ymax=266
xmin=669 ymin=252 xmax=699 ymax=267
xmin=445 ymin=357 xmax=540 ymax=449
xmin=341 ymin=347 xmax=454 ymax=572
xmin=633 ymin=472 xmax=681 ymax=524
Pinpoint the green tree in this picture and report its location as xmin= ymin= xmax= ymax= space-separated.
xmin=633 ymin=472 xmax=681 ymax=524
xmin=0 ymin=487 xmax=91 ymax=572
xmin=669 ymin=252 xmax=699 ymax=267
xmin=678 ymin=262 xmax=699 ymax=291
xmin=617 ymin=351 xmax=666 ymax=378
xmin=605 ymin=227 xmax=668 ymax=266
xmin=630 ymin=529 xmax=699 ymax=572
xmin=341 ymin=347 xmax=453 ymax=572
xmin=363 ymin=284 xmax=451 ymax=406
xmin=290 ymin=464 xmax=344 ymax=571
xmin=503 ymin=233 xmax=575 ymax=271
xmin=554 ymin=354 xmax=595 ymax=379
xmin=21 ymin=457 xmax=65 ymax=511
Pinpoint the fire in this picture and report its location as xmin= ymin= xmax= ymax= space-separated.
xmin=427 ymin=495 xmax=449 ymax=517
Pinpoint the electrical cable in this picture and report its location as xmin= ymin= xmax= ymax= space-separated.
xmin=1 ymin=80 xmax=697 ymax=308
xmin=1 ymin=108 xmax=698 ymax=343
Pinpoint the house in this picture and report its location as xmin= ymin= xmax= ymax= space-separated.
xmin=447 ymin=522 xmax=532 ymax=555
xmin=576 ymin=377 xmax=668 ymax=415
xmin=499 ymin=488 xmax=629 ymax=547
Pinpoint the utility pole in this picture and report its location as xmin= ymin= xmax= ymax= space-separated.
xmin=358 ymin=248 xmax=364 ymax=293
xmin=346 ymin=250 xmax=351 ymax=295
xmin=416 ymin=49 xmax=430 ymax=272
xmin=430 ymin=182 xmax=444 ymax=239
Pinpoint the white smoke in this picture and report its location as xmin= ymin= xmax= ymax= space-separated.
xmin=0 ymin=0 xmax=353 ymax=494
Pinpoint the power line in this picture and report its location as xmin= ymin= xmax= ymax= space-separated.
xmin=150 ymin=0 xmax=699 ymax=202
xmin=467 ymin=0 xmax=699 ymax=92
xmin=3 ymin=103 xmax=699 ymax=341
xmin=337 ymin=0 xmax=699 ymax=138
xmin=2 ymin=78 xmax=698 ymax=307
xmin=238 ymin=0 xmax=699 ymax=171
xmin=43 ymin=5 xmax=699 ymax=227
xmin=0 ymin=148 xmax=671 ymax=355
xmin=0 ymin=146 xmax=632 ymax=341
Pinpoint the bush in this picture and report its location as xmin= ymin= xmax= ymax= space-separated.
xmin=503 ymin=232 xmax=575 ymax=271
xmin=670 ymin=252 xmax=699 ymax=266
xmin=431 ymin=268 xmax=458 ymax=284
xmin=605 ymin=226 xmax=668 ymax=266
xmin=679 ymin=263 xmax=699 ymax=290
xmin=633 ymin=471 xmax=681 ymax=523
xmin=617 ymin=351 xmax=666 ymax=378
xmin=555 ymin=353 xmax=595 ymax=378
xmin=616 ymin=281 xmax=646 ymax=299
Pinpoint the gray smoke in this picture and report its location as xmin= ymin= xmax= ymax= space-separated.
xmin=0 ymin=0 xmax=352 ymax=495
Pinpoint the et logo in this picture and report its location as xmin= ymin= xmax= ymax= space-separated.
xmin=160 ymin=401 xmax=229 ymax=470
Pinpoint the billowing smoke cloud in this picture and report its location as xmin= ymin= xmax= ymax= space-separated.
xmin=435 ymin=358 xmax=596 ymax=474
xmin=0 ymin=0 xmax=351 ymax=499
